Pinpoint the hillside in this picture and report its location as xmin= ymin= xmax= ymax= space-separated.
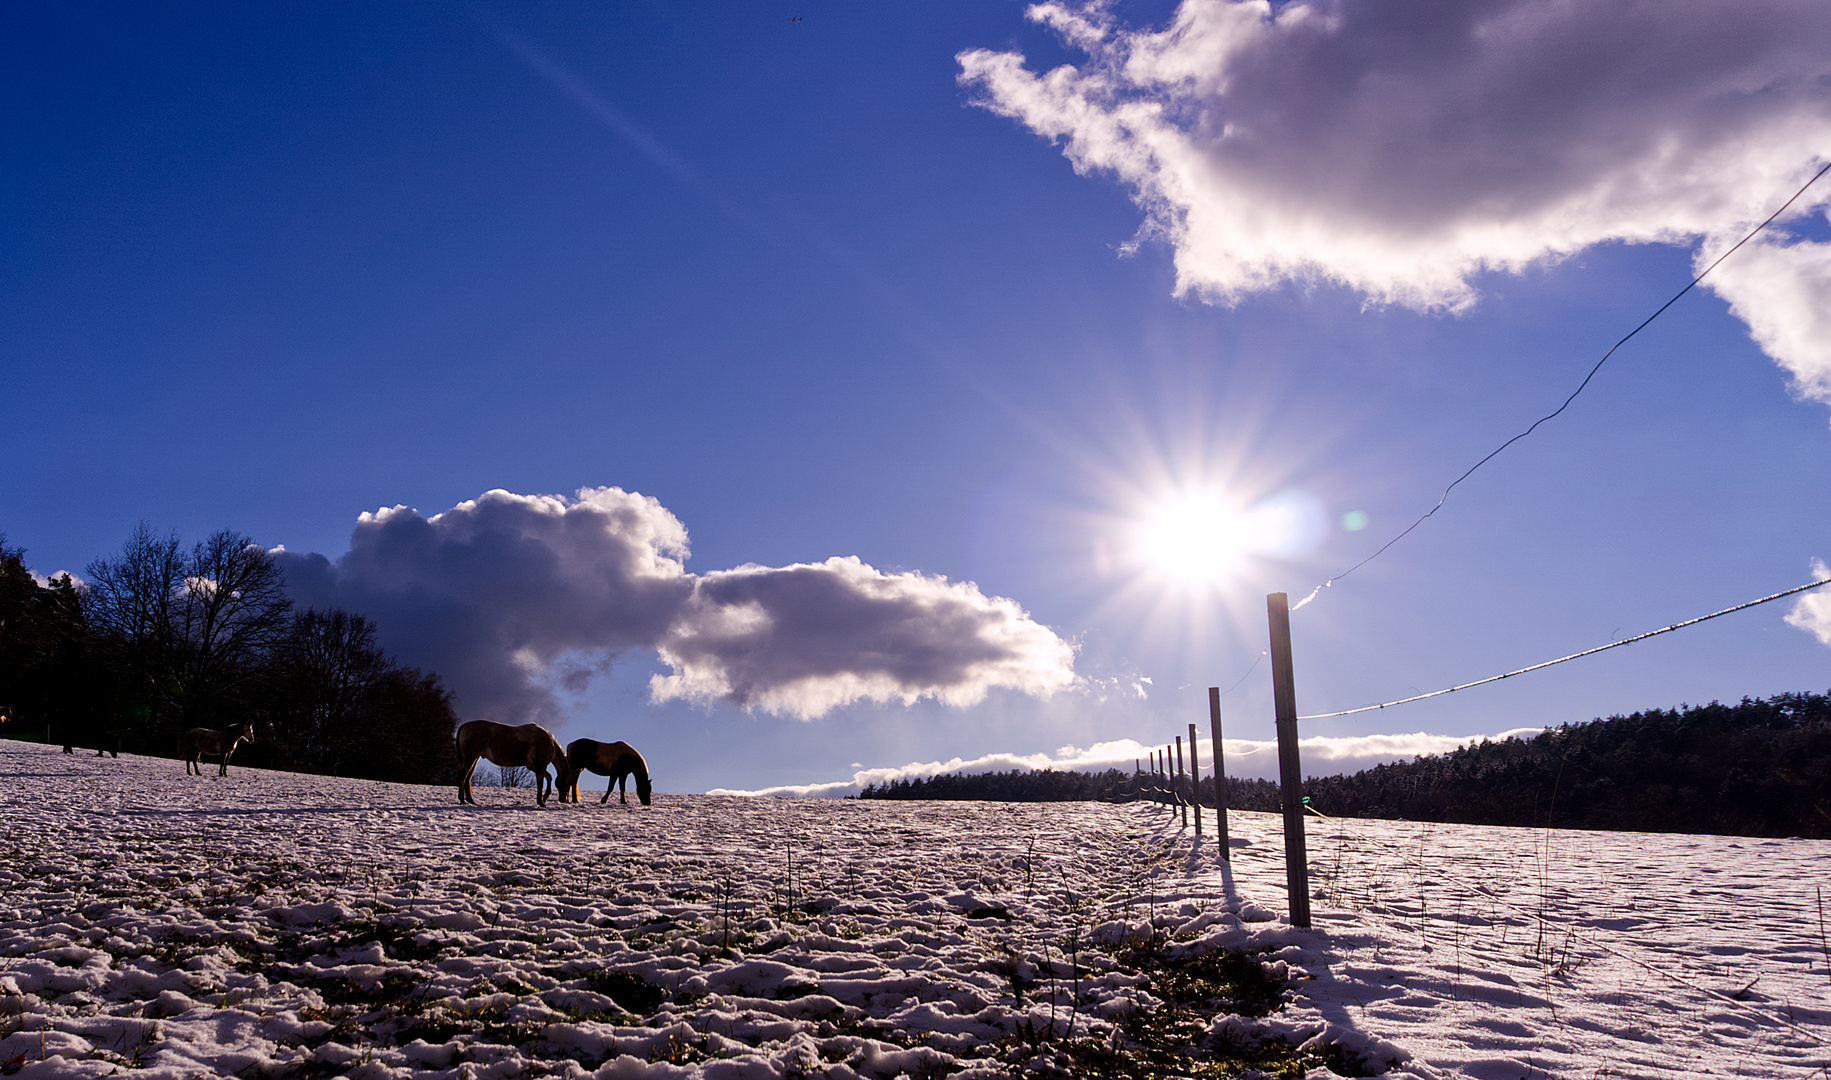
xmin=2 ymin=742 xmax=1825 ymax=1078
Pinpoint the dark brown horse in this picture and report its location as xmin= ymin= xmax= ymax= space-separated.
xmin=565 ymin=738 xmax=651 ymax=805
xmin=181 ymin=721 xmax=255 ymax=775
xmin=457 ymin=720 xmax=573 ymax=806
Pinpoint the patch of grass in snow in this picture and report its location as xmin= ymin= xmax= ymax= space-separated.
xmin=332 ymin=919 xmax=449 ymax=962
xmin=1142 ymin=947 xmax=1285 ymax=1017
xmin=1043 ymin=946 xmax=1376 ymax=1080
xmin=311 ymin=969 xmax=430 ymax=1009
xmin=582 ymin=969 xmax=667 ymax=1015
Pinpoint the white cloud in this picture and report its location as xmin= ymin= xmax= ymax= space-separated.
xmin=651 ymin=557 xmax=1078 ymax=720
xmin=1705 ymin=237 xmax=1831 ymax=402
xmin=1785 ymin=559 xmax=1831 ymax=644
xmin=960 ymin=0 xmax=1831 ymax=398
xmin=280 ymin=488 xmax=1076 ymax=724
xmin=709 ymin=729 xmax=1530 ymax=797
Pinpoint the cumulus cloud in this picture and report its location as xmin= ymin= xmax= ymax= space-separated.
xmin=1784 ymin=559 xmax=1831 ymax=644
xmin=278 ymin=487 xmax=1076 ymax=724
xmin=959 ymin=0 xmax=1831 ymax=399
xmin=277 ymin=488 xmax=694 ymax=724
xmin=709 ymin=729 xmax=1525 ymax=797
xmin=652 ymin=557 xmax=1077 ymax=720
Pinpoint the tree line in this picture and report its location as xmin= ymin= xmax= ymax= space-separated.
xmin=0 ymin=526 xmax=459 ymax=783
xmin=857 ymin=692 xmax=1831 ymax=839
xmin=859 ymin=768 xmax=1140 ymax=802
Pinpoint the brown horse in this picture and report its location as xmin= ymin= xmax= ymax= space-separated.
xmin=181 ymin=721 xmax=255 ymax=775
xmin=564 ymin=738 xmax=651 ymax=805
xmin=457 ymin=720 xmax=573 ymax=806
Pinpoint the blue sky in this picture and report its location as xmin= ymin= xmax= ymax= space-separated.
xmin=6 ymin=1 xmax=1831 ymax=794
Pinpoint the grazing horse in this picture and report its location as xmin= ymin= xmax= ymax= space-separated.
xmin=456 ymin=720 xmax=573 ymax=806
xmin=181 ymin=721 xmax=255 ymax=775
xmin=564 ymin=738 xmax=652 ymax=805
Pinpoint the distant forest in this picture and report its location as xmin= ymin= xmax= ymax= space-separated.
xmin=0 ymin=527 xmax=459 ymax=783
xmin=859 ymin=692 xmax=1831 ymax=839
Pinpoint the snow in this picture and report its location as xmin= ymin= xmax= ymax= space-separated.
xmin=1 ymin=741 xmax=1826 ymax=1078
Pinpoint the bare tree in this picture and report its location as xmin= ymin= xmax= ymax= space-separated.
xmin=84 ymin=524 xmax=185 ymax=741
xmin=85 ymin=526 xmax=291 ymax=742
xmin=272 ymin=608 xmax=388 ymax=775
xmin=368 ymin=667 xmax=460 ymax=784
xmin=169 ymin=530 xmax=292 ymax=727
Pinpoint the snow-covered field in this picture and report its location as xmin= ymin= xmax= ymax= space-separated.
xmin=1 ymin=741 xmax=1826 ymax=1079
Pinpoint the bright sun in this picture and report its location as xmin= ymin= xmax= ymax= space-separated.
xmin=1134 ymin=493 xmax=1254 ymax=586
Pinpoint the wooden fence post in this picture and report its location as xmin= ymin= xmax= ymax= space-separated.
xmin=1174 ymin=736 xmax=1188 ymax=827
xmin=1187 ymin=722 xmax=1202 ymax=838
xmin=1267 ymin=592 xmax=1311 ymax=928
xmin=1208 ymin=686 xmax=1230 ymax=860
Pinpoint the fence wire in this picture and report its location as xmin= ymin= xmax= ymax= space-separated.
xmin=1297 ymin=575 xmax=1831 ymax=720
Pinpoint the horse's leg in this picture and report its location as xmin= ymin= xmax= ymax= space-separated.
xmin=459 ymin=753 xmax=481 ymax=804
xmin=600 ymin=771 xmax=612 ymax=804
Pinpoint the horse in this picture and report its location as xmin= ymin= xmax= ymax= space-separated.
xmin=62 ymin=733 xmax=121 ymax=758
xmin=181 ymin=721 xmax=255 ymax=775
xmin=456 ymin=720 xmax=573 ymax=806
xmin=564 ymin=738 xmax=652 ymax=805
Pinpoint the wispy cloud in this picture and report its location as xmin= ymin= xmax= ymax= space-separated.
xmin=960 ymin=0 xmax=1831 ymax=401
xmin=708 ymin=729 xmax=1536 ymax=796
xmin=279 ymin=487 xmax=1076 ymax=724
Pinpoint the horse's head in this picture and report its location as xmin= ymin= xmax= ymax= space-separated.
xmin=633 ymin=755 xmax=653 ymax=806
xmin=542 ymin=730 xmax=578 ymax=792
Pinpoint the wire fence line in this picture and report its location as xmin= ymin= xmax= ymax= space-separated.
xmin=1288 ymin=159 xmax=1831 ymax=617
xmin=1295 ymin=575 xmax=1831 ymax=721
